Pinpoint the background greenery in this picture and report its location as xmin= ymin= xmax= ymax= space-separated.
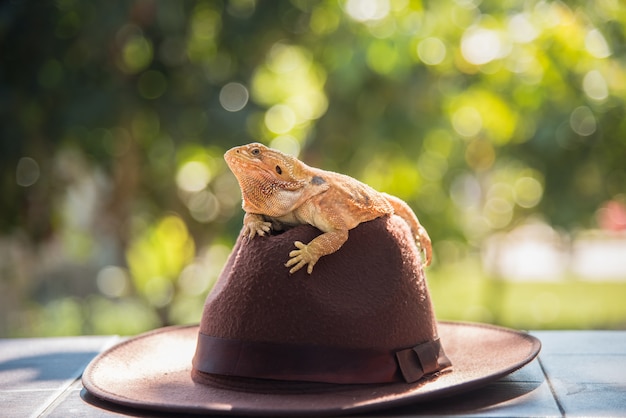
xmin=1 ymin=0 xmax=625 ymax=337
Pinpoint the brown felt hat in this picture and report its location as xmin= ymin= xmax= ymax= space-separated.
xmin=82 ymin=215 xmax=540 ymax=416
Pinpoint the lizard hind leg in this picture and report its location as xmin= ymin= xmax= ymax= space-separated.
xmin=383 ymin=193 xmax=433 ymax=266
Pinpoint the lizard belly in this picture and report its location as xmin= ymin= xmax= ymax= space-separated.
xmin=293 ymin=197 xmax=373 ymax=233
xmin=272 ymin=212 xmax=300 ymax=227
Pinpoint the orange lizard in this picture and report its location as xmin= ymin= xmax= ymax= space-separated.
xmin=224 ymin=143 xmax=432 ymax=274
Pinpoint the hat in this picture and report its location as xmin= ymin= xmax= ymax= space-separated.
xmin=82 ymin=215 xmax=540 ymax=416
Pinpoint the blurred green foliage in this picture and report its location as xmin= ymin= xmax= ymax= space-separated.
xmin=1 ymin=0 xmax=625 ymax=336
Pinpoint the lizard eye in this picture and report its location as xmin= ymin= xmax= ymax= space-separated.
xmin=251 ymin=148 xmax=261 ymax=156
xmin=275 ymin=165 xmax=282 ymax=175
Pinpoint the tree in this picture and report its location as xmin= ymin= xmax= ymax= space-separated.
xmin=1 ymin=0 xmax=624 ymax=335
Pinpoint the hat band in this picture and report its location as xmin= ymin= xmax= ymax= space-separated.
xmin=192 ymin=333 xmax=451 ymax=384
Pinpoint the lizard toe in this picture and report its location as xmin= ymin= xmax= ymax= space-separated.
xmin=243 ymin=227 xmax=255 ymax=240
xmin=286 ymin=242 xmax=319 ymax=274
xmin=288 ymin=261 xmax=307 ymax=274
xmin=285 ymin=253 xmax=302 ymax=266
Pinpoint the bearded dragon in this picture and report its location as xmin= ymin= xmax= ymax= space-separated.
xmin=224 ymin=143 xmax=432 ymax=274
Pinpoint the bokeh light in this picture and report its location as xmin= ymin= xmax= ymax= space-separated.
xmin=570 ymin=106 xmax=597 ymax=137
xmin=585 ymin=29 xmax=611 ymax=59
xmin=138 ymin=70 xmax=168 ymax=99
xmin=461 ymin=27 xmax=504 ymax=65
xmin=508 ymin=13 xmax=538 ymax=44
xmin=452 ymin=106 xmax=482 ymax=138
xmin=344 ymin=0 xmax=390 ymax=22
xmin=119 ymin=32 xmax=153 ymax=74
xmin=176 ymin=161 xmax=212 ymax=193
xmin=96 ymin=266 xmax=130 ymax=298
xmin=219 ymin=82 xmax=249 ymax=112
xmin=16 ymin=157 xmax=40 ymax=187
xmin=583 ymin=70 xmax=609 ymax=102
xmin=417 ymin=37 xmax=447 ymax=66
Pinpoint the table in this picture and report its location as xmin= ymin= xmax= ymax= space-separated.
xmin=1 ymin=331 xmax=625 ymax=417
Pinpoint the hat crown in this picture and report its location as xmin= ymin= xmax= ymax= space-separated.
xmin=193 ymin=215 xmax=449 ymax=384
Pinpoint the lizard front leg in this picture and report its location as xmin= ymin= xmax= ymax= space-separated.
xmin=243 ymin=213 xmax=272 ymax=239
xmin=285 ymin=229 xmax=349 ymax=274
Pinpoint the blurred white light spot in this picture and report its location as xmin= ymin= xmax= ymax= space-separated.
xmin=187 ymin=190 xmax=219 ymax=223
xmin=144 ymin=277 xmax=173 ymax=308
xmin=585 ymin=29 xmax=611 ymax=59
xmin=483 ymin=197 xmax=513 ymax=229
xmin=219 ymin=82 xmax=249 ymax=112
xmin=461 ymin=27 xmax=502 ymax=65
xmin=450 ymin=174 xmax=482 ymax=209
xmin=583 ymin=70 xmax=609 ymax=102
xmin=455 ymin=0 xmax=481 ymax=10
xmin=570 ymin=106 xmax=596 ymax=136
xmin=502 ymin=243 xmax=563 ymax=281
xmin=417 ymin=37 xmax=447 ymax=66
xmin=533 ymin=1 xmax=561 ymax=28
xmin=265 ymin=104 xmax=296 ymax=134
xmin=513 ymin=177 xmax=543 ymax=208
xmin=345 ymin=0 xmax=390 ymax=22
xmin=572 ymin=236 xmax=626 ymax=280
xmin=179 ymin=263 xmax=212 ymax=296
xmin=96 ymin=266 xmax=129 ymax=298
xmin=483 ymin=222 xmax=567 ymax=281
xmin=176 ymin=161 xmax=212 ymax=192
xmin=452 ymin=106 xmax=482 ymax=137
xmin=270 ymin=135 xmax=301 ymax=157
xmin=16 ymin=157 xmax=40 ymax=187
xmin=508 ymin=13 xmax=538 ymax=43
xmin=267 ymin=43 xmax=309 ymax=74
xmin=287 ymin=91 xmax=328 ymax=121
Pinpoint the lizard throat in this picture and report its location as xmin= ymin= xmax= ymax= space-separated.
xmin=239 ymin=174 xmax=303 ymax=216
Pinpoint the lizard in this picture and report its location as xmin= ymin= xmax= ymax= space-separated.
xmin=224 ymin=142 xmax=432 ymax=274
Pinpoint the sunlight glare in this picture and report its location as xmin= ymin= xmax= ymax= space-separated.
xmin=461 ymin=27 xmax=503 ymax=65
xmin=345 ymin=0 xmax=390 ymax=22
xmin=585 ymin=29 xmax=611 ymax=59
xmin=583 ymin=70 xmax=609 ymax=102
xmin=264 ymin=104 xmax=297 ymax=134
xmin=508 ymin=13 xmax=538 ymax=43
xmin=176 ymin=161 xmax=212 ymax=192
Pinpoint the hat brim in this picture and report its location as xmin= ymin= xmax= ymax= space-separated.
xmin=82 ymin=321 xmax=540 ymax=416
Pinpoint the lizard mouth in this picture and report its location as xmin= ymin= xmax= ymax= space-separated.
xmin=225 ymin=149 xmax=254 ymax=172
xmin=225 ymin=149 xmax=277 ymax=179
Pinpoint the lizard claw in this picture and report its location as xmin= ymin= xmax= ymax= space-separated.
xmin=243 ymin=220 xmax=272 ymax=239
xmin=285 ymin=241 xmax=318 ymax=274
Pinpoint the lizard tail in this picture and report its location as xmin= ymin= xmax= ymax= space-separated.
xmin=382 ymin=193 xmax=433 ymax=266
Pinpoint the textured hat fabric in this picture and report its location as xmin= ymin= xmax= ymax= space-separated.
xmin=82 ymin=215 xmax=541 ymax=416
xmin=198 ymin=214 xmax=436 ymax=348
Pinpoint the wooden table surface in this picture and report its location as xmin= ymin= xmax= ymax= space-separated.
xmin=1 ymin=330 xmax=625 ymax=417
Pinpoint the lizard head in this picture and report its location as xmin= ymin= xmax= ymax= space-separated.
xmin=225 ymin=143 xmax=331 ymax=217
xmin=224 ymin=143 xmax=305 ymax=190
xmin=225 ymin=143 xmax=320 ymax=216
